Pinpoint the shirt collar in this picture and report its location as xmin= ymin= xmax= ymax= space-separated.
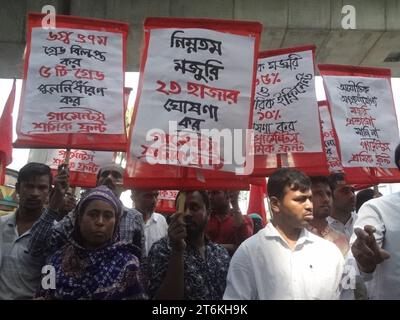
xmin=327 ymin=211 xmax=357 ymax=227
xmin=263 ymin=223 xmax=315 ymax=247
xmin=4 ymin=211 xmax=17 ymax=227
xmin=151 ymin=212 xmax=159 ymax=222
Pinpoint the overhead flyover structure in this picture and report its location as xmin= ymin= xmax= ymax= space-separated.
xmin=1 ymin=0 xmax=400 ymax=78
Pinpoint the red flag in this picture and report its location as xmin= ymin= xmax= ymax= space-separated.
xmin=247 ymin=179 xmax=267 ymax=225
xmin=0 ymin=80 xmax=16 ymax=185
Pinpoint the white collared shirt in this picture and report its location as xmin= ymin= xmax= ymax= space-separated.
xmin=144 ymin=212 xmax=168 ymax=256
xmin=223 ymin=223 xmax=344 ymax=300
xmin=349 ymin=192 xmax=400 ymax=299
xmin=327 ymin=211 xmax=357 ymax=241
xmin=0 ymin=212 xmax=44 ymax=299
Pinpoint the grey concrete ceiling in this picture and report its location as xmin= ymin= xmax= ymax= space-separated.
xmin=1 ymin=0 xmax=400 ymax=77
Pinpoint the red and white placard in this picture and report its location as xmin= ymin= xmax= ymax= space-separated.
xmin=249 ymin=46 xmax=329 ymax=177
xmin=253 ymin=46 xmax=321 ymax=155
xmin=14 ymin=13 xmax=129 ymax=151
xmin=45 ymin=149 xmax=115 ymax=187
xmin=320 ymin=65 xmax=399 ymax=169
xmin=128 ymin=17 xmax=262 ymax=173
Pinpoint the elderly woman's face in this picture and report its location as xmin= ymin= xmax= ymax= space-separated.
xmin=79 ymin=200 xmax=116 ymax=249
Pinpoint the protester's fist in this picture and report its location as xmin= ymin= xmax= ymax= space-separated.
xmin=168 ymin=212 xmax=187 ymax=253
xmin=351 ymin=225 xmax=390 ymax=273
xmin=59 ymin=189 xmax=76 ymax=218
xmin=49 ymin=165 xmax=70 ymax=212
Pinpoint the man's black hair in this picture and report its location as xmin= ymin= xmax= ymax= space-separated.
xmin=17 ymin=162 xmax=52 ymax=186
xmin=267 ymin=168 xmax=311 ymax=200
xmin=175 ymin=190 xmax=210 ymax=212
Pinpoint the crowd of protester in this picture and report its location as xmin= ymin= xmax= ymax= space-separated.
xmin=1 ymin=144 xmax=400 ymax=300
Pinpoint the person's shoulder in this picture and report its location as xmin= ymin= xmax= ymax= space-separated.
xmin=123 ymin=207 xmax=144 ymax=221
xmin=357 ymin=192 xmax=400 ymax=219
xmin=123 ymin=206 xmax=140 ymax=216
xmin=365 ymin=192 xmax=400 ymax=206
xmin=153 ymin=212 xmax=167 ymax=222
xmin=235 ymin=228 xmax=264 ymax=253
xmin=0 ymin=211 xmax=15 ymax=224
xmin=148 ymin=236 xmax=169 ymax=255
xmin=207 ymin=241 xmax=230 ymax=257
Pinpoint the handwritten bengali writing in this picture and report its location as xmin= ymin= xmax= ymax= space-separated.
xmin=170 ymin=30 xmax=222 ymax=55
xmin=253 ymin=121 xmax=303 ymax=155
xmin=70 ymin=45 xmax=106 ymax=62
xmin=43 ymin=44 xmax=107 ymax=62
xmin=255 ymin=132 xmax=299 ymax=145
xmin=255 ymin=73 xmax=313 ymax=110
xmin=140 ymin=130 xmax=219 ymax=150
xmin=348 ymin=150 xmax=374 ymax=164
xmin=253 ymin=142 xmax=304 ymax=154
xmin=40 ymin=34 xmax=108 ymax=114
xmin=265 ymin=54 xmax=302 ymax=71
xmin=257 ymin=63 xmax=265 ymax=72
xmin=349 ymin=105 xmax=370 ymax=117
xmin=324 ymin=139 xmax=336 ymax=149
xmin=323 ymin=129 xmax=334 ymax=139
xmin=337 ymin=80 xmax=370 ymax=94
xmin=253 ymin=122 xmax=273 ymax=134
xmin=76 ymin=122 xmax=107 ymax=133
xmin=59 ymin=96 xmax=84 ymax=107
xmin=47 ymin=109 xmax=105 ymax=122
xmin=328 ymin=160 xmax=343 ymax=169
xmin=345 ymin=116 xmax=376 ymax=127
xmin=59 ymin=58 xmax=82 ymax=69
xmin=324 ymin=136 xmax=343 ymax=172
xmin=158 ymin=190 xmax=179 ymax=201
xmin=348 ymin=151 xmax=391 ymax=167
xmin=173 ymin=58 xmax=224 ymax=83
xmin=177 ymin=116 xmax=206 ymax=131
xmin=253 ymin=120 xmax=298 ymax=134
xmin=186 ymin=82 xmax=239 ymax=104
xmin=256 ymin=72 xmax=282 ymax=86
xmin=37 ymin=80 xmax=107 ymax=97
xmin=24 ymin=26 xmax=122 ymax=137
xmin=353 ymin=126 xmax=380 ymax=138
xmin=46 ymin=31 xmax=108 ymax=46
xmin=30 ymin=109 xmax=106 ymax=134
xmin=140 ymin=131 xmax=223 ymax=169
xmin=57 ymin=149 xmax=95 ymax=162
xmin=39 ymin=65 xmax=105 ymax=81
xmin=375 ymin=153 xmax=392 ymax=166
xmin=163 ymin=98 xmax=219 ymax=122
xmin=320 ymin=110 xmax=343 ymax=172
xmin=337 ymin=78 xmax=393 ymax=167
xmin=359 ymin=138 xmax=390 ymax=153
xmin=30 ymin=121 xmax=106 ymax=134
xmin=43 ymin=46 xmax=66 ymax=56
xmin=341 ymin=95 xmax=377 ymax=107
xmin=31 ymin=121 xmax=73 ymax=133
xmin=52 ymin=157 xmax=100 ymax=173
xmin=156 ymin=80 xmax=239 ymax=105
xmin=275 ymin=120 xmax=298 ymax=133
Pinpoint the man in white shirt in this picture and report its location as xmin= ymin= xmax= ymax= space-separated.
xmin=350 ymin=144 xmax=400 ymax=299
xmin=131 ymin=189 xmax=168 ymax=256
xmin=224 ymin=168 xmax=344 ymax=300
xmin=327 ymin=173 xmax=357 ymax=241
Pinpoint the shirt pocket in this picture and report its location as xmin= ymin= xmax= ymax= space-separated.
xmin=306 ymin=261 xmax=338 ymax=300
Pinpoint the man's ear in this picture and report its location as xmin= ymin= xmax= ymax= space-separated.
xmin=269 ymin=196 xmax=281 ymax=214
